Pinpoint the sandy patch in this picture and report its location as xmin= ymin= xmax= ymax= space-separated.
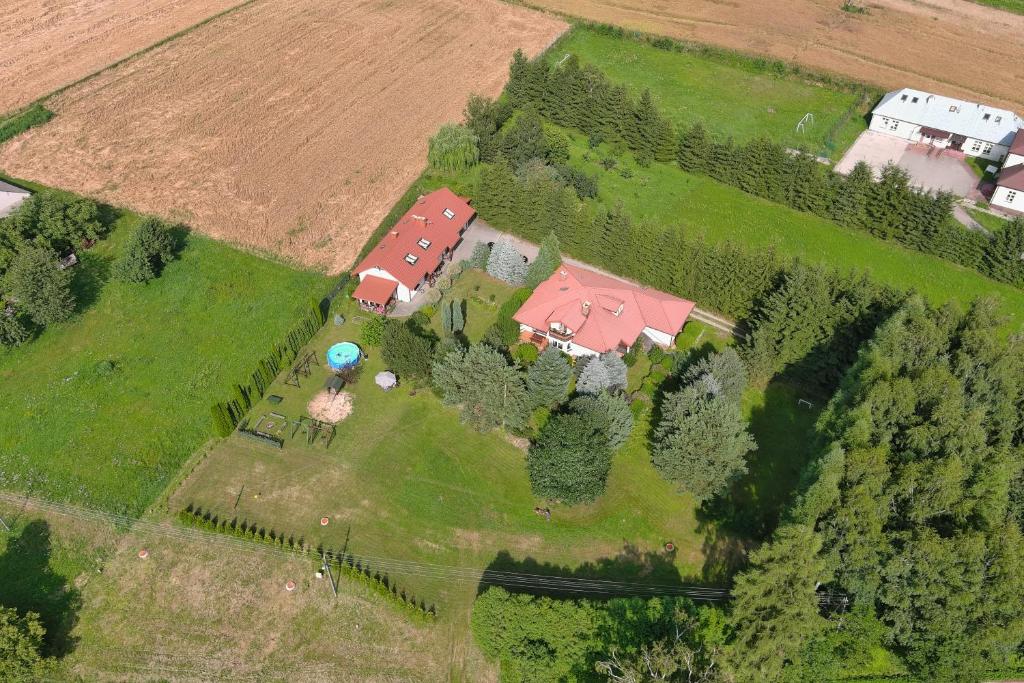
xmin=307 ymin=390 xmax=353 ymax=424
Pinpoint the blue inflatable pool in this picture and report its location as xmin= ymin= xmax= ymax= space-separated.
xmin=326 ymin=342 xmax=361 ymax=370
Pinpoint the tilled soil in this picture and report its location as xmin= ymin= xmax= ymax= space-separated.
xmin=0 ymin=0 xmax=244 ymax=112
xmin=0 ymin=0 xmax=566 ymax=273
xmin=529 ymin=0 xmax=1024 ymax=111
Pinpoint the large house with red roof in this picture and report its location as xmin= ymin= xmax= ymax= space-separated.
xmin=351 ymin=188 xmax=475 ymax=311
xmin=992 ymin=129 xmax=1024 ymax=214
xmin=514 ymin=264 xmax=695 ymax=357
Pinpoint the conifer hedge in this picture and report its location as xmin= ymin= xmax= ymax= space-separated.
xmin=209 ymin=300 xmax=329 ymax=436
xmin=178 ymin=505 xmax=436 ymax=621
xmin=506 ymin=50 xmax=1024 ymax=291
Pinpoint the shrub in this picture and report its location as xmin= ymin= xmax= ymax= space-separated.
xmin=112 ymin=216 xmax=177 ymax=283
xmin=427 ymin=123 xmax=479 ymax=172
xmin=512 ymin=342 xmax=539 ymax=365
xmin=360 ymin=314 xmax=387 ymax=347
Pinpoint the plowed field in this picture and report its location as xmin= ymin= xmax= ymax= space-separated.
xmin=0 ymin=0 xmax=244 ymax=113
xmin=529 ymin=0 xmax=1024 ymax=111
xmin=0 ymin=0 xmax=566 ymax=272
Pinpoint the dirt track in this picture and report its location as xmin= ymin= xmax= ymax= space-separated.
xmin=0 ymin=0 xmax=244 ymax=113
xmin=528 ymin=0 xmax=1024 ymax=111
xmin=0 ymin=0 xmax=566 ymax=273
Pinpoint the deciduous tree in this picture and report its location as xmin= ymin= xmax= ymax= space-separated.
xmin=112 ymin=216 xmax=176 ymax=283
xmin=5 ymin=245 xmax=75 ymax=326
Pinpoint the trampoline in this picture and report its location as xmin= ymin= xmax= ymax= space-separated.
xmin=326 ymin=342 xmax=361 ymax=370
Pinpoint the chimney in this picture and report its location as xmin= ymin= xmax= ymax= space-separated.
xmin=559 ymin=269 xmax=567 ymax=280
xmin=582 ymin=300 xmax=591 ymax=316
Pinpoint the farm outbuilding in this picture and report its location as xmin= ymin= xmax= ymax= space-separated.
xmin=0 ymin=179 xmax=30 ymax=217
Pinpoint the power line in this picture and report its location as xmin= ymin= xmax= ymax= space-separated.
xmin=0 ymin=491 xmax=846 ymax=605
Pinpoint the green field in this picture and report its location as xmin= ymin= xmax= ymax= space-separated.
xmin=551 ymin=27 xmax=871 ymax=157
xmin=0 ymin=203 xmax=331 ymax=515
xmin=969 ymin=0 xmax=1024 ymax=14
xmin=556 ymin=130 xmax=1024 ymax=331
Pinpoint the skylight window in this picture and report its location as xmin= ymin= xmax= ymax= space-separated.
xmin=900 ymin=94 xmax=908 ymax=102
xmin=983 ymin=113 xmax=991 ymax=121
xmin=417 ymin=238 xmax=431 ymax=249
xmin=442 ymin=208 xmax=455 ymax=220
xmin=911 ymin=97 xmax=919 ymax=103
xmin=404 ymin=253 xmax=419 ymax=265
xmin=995 ymin=116 xmax=1002 ymax=124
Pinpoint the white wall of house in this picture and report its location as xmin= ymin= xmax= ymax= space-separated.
xmin=1006 ymin=153 xmax=1024 ymax=168
xmin=357 ymin=268 xmax=413 ymax=303
xmin=640 ymin=327 xmax=675 ymax=347
xmin=0 ymin=191 xmax=29 ymax=218
xmin=869 ymin=115 xmax=1009 ymax=162
xmin=991 ymin=185 xmax=1022 ymax=212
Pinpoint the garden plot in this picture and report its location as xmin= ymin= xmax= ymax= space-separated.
xmin=0 ymin=0 xmax=566 ymax=273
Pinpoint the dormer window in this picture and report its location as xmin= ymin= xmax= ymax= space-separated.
xmin=442 ymin=208 xmax=455 ymax=220
xmin=404 ymin=253 xmax=419 ymax=265
xmin=417 ymin=238 xmax=431 ymax=249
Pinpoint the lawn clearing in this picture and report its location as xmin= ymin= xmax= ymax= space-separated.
xmin=558 ymin=130 xmax=1024 ymax=331
xmin=527 ymin=0 xmax=1024 ymax=111
xmin=171 ymin=293 xmax=820 ymax=639
xmin=551 ymin=27 xmax=870 ymax=158
xmin=0 ymin=202 xmax=330 ymax=515
xmin=0 ymin=0 xmax=245 ymax=113
xmin=967 ymin=207 xmax=1012 ymax=232
xmin=428 ymin=269 xmax=517 ymax=343
xmin=0 ymin=0 xmax=566 ymax=274
xmin=60 ymin=522 xmax=458 ymax=681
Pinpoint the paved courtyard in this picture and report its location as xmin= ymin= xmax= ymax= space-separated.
xmin=836 ymin=130 xmax=982 ymax=199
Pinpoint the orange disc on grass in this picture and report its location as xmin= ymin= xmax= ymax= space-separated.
xmin=285 ymin=580 xmax=296 ymax=592
xmin=320 ymin=517 xmax=329 ymax=526
xmin=138 ymin=549 xmax=149 ymax=559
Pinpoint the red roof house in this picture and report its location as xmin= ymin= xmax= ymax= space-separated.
xmin=352 ymin=188 xmax=475 ymax=310
xmin=514 ymin=264 xmax=695 ymax=356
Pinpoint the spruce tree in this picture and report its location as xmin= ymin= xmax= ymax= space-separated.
xmin=525 ymin=232 xmax=560 ymax=288
xmin=599 ymin=351 xmax=628 ymax=392
xmin=680 ymin=347 xmax=748 ymax=405
xmin=527 ymin=405 xmax=613 ymax=504
xmin=486 ymin=238 xmax=528 ymax=285
xmin=450 ymin=299 xmax=465 ymax=334
xmin=677 ymin=123 xmax=712 ymax=174
xmin=727 ymin=524 xmax=828 ymax=682
xmin=651 ymin=384 xmax=755 ymax=502
xmin=381 ymin=319 xmax=433 ymax=380
xmin=576 ymin=357 xmax=611 ymax=394
xmin=527 ymin=346 xmax=572 ymax=408
xmin=571 ymin=392 xmax=633 ymax=451
xmin=432 ymin=344 xmax=529 ymax=431
xmin=113 ymin=216 xmax=176 ymax=284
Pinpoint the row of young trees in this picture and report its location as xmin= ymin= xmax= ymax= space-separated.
xmin=728 ymin=296 xmax=1024 ymax=682
xmin=474 ymin=157 xmax=902 ymax=390
xmin=505 ymin=49 xmax=1024 ymax=290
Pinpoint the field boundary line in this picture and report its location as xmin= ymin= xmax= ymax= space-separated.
xmin=4 ymin=0 xmax=262 ymax=120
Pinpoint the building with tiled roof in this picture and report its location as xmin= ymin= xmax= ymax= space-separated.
xmin=514 ymin=263 xmax=694 ymax=357
xmin=352 ymin=188 xmax=474 ymax=311
xmin=992 ymin=129 xmax=1024 ymax=214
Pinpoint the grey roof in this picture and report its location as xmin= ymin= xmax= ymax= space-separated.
xmin=872 ymin=88 xmax=1022 ymax=146
xmin=0 ymin=180 xmax=31 ymax=196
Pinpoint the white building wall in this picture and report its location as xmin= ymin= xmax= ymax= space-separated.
xmin=1006 ymin=153 xmax=1024 ymax=168
xmin=0 ymin=191 xmax=29 ymax=218
xmin=869 ymin=116 xmax=1009 ymax=161
xmin=357 ymin=268 xmax=413 ymax=303
xmin=991 ymin=185 xmax=1022 ymax=212
xmin=640 ymin=327 xmax=674 ymax=347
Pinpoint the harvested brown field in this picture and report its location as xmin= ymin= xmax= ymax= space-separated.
xmin=527 ymin=0 xmax=1024 ymax=111
xmin=0 ymin=0 xmax=566 ymax=273
xmin=0 ymin=0 xmax=244 ymax=113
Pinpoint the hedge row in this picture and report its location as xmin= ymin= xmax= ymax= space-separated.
xmin=179 ymin=505 xmax=436 ymax=621
xmin=508 ymin=48 xmax=1024 ymax=292
xmin=210 ymin=300 xmax=328 ymax=436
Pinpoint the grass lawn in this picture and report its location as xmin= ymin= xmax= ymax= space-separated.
xmin=427 ymin=268 xmax=517 ymax=343
xmin=967 ymin=207 xmax=1012 ymax=232
xmin=0 ymin=201 xmax=331 ymax=515
xmin=172 ymin=288 xmax=821 ymax=629
xmin=551 ymin=27 xmax=871 ymax=158
xmin=968 ymin=0 xmax=1024 ymax=14
xmin=558 ymin=131 xmax=1024 ymax=331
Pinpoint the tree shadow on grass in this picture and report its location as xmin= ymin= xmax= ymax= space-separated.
xmin=71 ymin=249 xmax=112 ymax=312
xmin=695 ymin=380 xmax=821 ymax=579
xmin=477 ymin=543 xmax=709 ymax=599
xmin=0 ymin=519 xmax=82 ymax=658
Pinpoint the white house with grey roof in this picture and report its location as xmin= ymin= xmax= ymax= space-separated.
xmin=0 ymin=179 xmax=31 ymax=218
xmin=870 ymin=88 xmax=1022 ymax=164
